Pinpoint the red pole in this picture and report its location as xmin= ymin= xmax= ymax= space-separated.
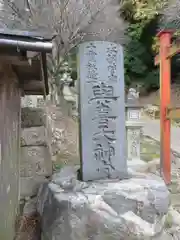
xmin=157 ymin=30 xmax=172 ymax=184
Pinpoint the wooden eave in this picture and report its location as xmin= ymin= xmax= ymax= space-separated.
xmin=0 ymin=29 xmax=54 ymax=96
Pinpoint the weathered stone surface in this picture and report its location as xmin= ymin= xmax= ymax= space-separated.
xmin=21 ymin=146 xmax=52 ymax=177
xmin=167 ymin=227 xmax=180 ymax=239
xmin=21 ymin=126 xmax=46 ymax=146
xmin=37 ymin=167 xmax=170 ymax=240
xmin=21 ymin=95 xmax=45 ymax=108
xmin=78 ymin=41 xmax=127 ymax=181
xmin=21 ymin=107 xmax=46 ymax=128
xmin=128 ymin=159 xmax=147 ymax=172
xmin=46 ymin=105 xmax=80 ymax=166
xmin=20 ymin=176 xmax=48 ymax=198
xmin=128 ymin=158 xmax=160 ymax=174
xmin=154 ymin=232 xmax=173 ymax=240
xmin=168 ymin=207 xmax=180 ymax=226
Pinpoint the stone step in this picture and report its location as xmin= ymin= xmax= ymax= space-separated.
xmin=21 ymin=107 xmax=46 ymax=128
xmin=21 ymin=126 xmax=47 ymax=147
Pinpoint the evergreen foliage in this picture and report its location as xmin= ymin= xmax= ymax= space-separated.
xmin=121 ymin=0 xmax=168 ymax=91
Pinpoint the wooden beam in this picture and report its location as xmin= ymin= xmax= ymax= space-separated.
xmin=0 ymin=55 xmax=30 ymax=66
xmin=155 ymin=42 xmax=180 ymax=65
xmin=21 ymin=80 xmax=45 ymax=95
xmin=21 ymin=80 xmax=44 ymax=91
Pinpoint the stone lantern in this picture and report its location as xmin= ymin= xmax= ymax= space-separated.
xmin=126 ymin=88 xmax=144 ymax=166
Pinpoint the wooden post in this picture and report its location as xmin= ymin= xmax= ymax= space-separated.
xmin=157 ymin=30 xmax=172 ymax=184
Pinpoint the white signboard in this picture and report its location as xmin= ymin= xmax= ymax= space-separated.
xmin=128 ymin=110 xmax=140 ymax=120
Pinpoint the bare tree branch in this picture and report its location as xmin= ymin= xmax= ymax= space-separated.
xmin=0 ymin=0 xmax=128 ymax=100
xmin=160 ymin=0 xmax=180 ymax=29
xmin=1 ymin=0 xmax=127 ymax=47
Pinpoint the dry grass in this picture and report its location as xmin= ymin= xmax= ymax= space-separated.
xmin=15 ymin=213 xmax=41 ymax=240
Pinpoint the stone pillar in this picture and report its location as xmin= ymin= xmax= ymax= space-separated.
xmin=126 ymin=88 xmax=144 ymax=168
xmin=20 ymin=95 xmax=52 ymax=199
xmin=78 ymin=41 xmax=127 ymax=181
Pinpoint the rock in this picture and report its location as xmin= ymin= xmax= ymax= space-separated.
xmin=21 ymin=146 xmax=52 ymax=177
xmin=128 ymin=159 xmax=147 ymax=172
xmin=21 ymin=126 xmax=46 ymax=146
xmin=146 ymin=158 xmax=160 ymax=173
xmin=21 ymin=107 xmax=46 ymax=128
xmin=144 ymin=104 xmax=160 ymax=119
xmin=52 ymin=166 xmax=77 ymax=189
xmin=174 ymin=158 xmax=180 ymax=168
xmin=166 ymin=226 xmax=180 ymax=239
xmin=37 ymin=167 xmax=170 ymax=240
xmin=23 ymin=197 xmax=37 ymax=216
xmin=20 ymin=176 xmax=48 ymax=198
xmin=21 ymin=95 xmax=45 ymax=108
xmin=168 ymin=207 xmax=180 ymax=226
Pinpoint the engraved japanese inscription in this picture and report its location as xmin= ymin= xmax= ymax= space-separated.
xmin=127 ymin=128 xmax=141 ymax=160
xmin=128 ymin=109 xmax=140 ymax=120
xmin=78 ymin=41 xmax=127 ymax=181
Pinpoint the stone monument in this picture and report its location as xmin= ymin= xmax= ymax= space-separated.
xmin=126 ymin=88 xmax=144 ymax=168
xmin=78 ymin=41 xmax=127 ymax=181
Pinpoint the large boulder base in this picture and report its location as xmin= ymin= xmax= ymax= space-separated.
xmin=37 ymin=167 xmax=170 ymax=240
